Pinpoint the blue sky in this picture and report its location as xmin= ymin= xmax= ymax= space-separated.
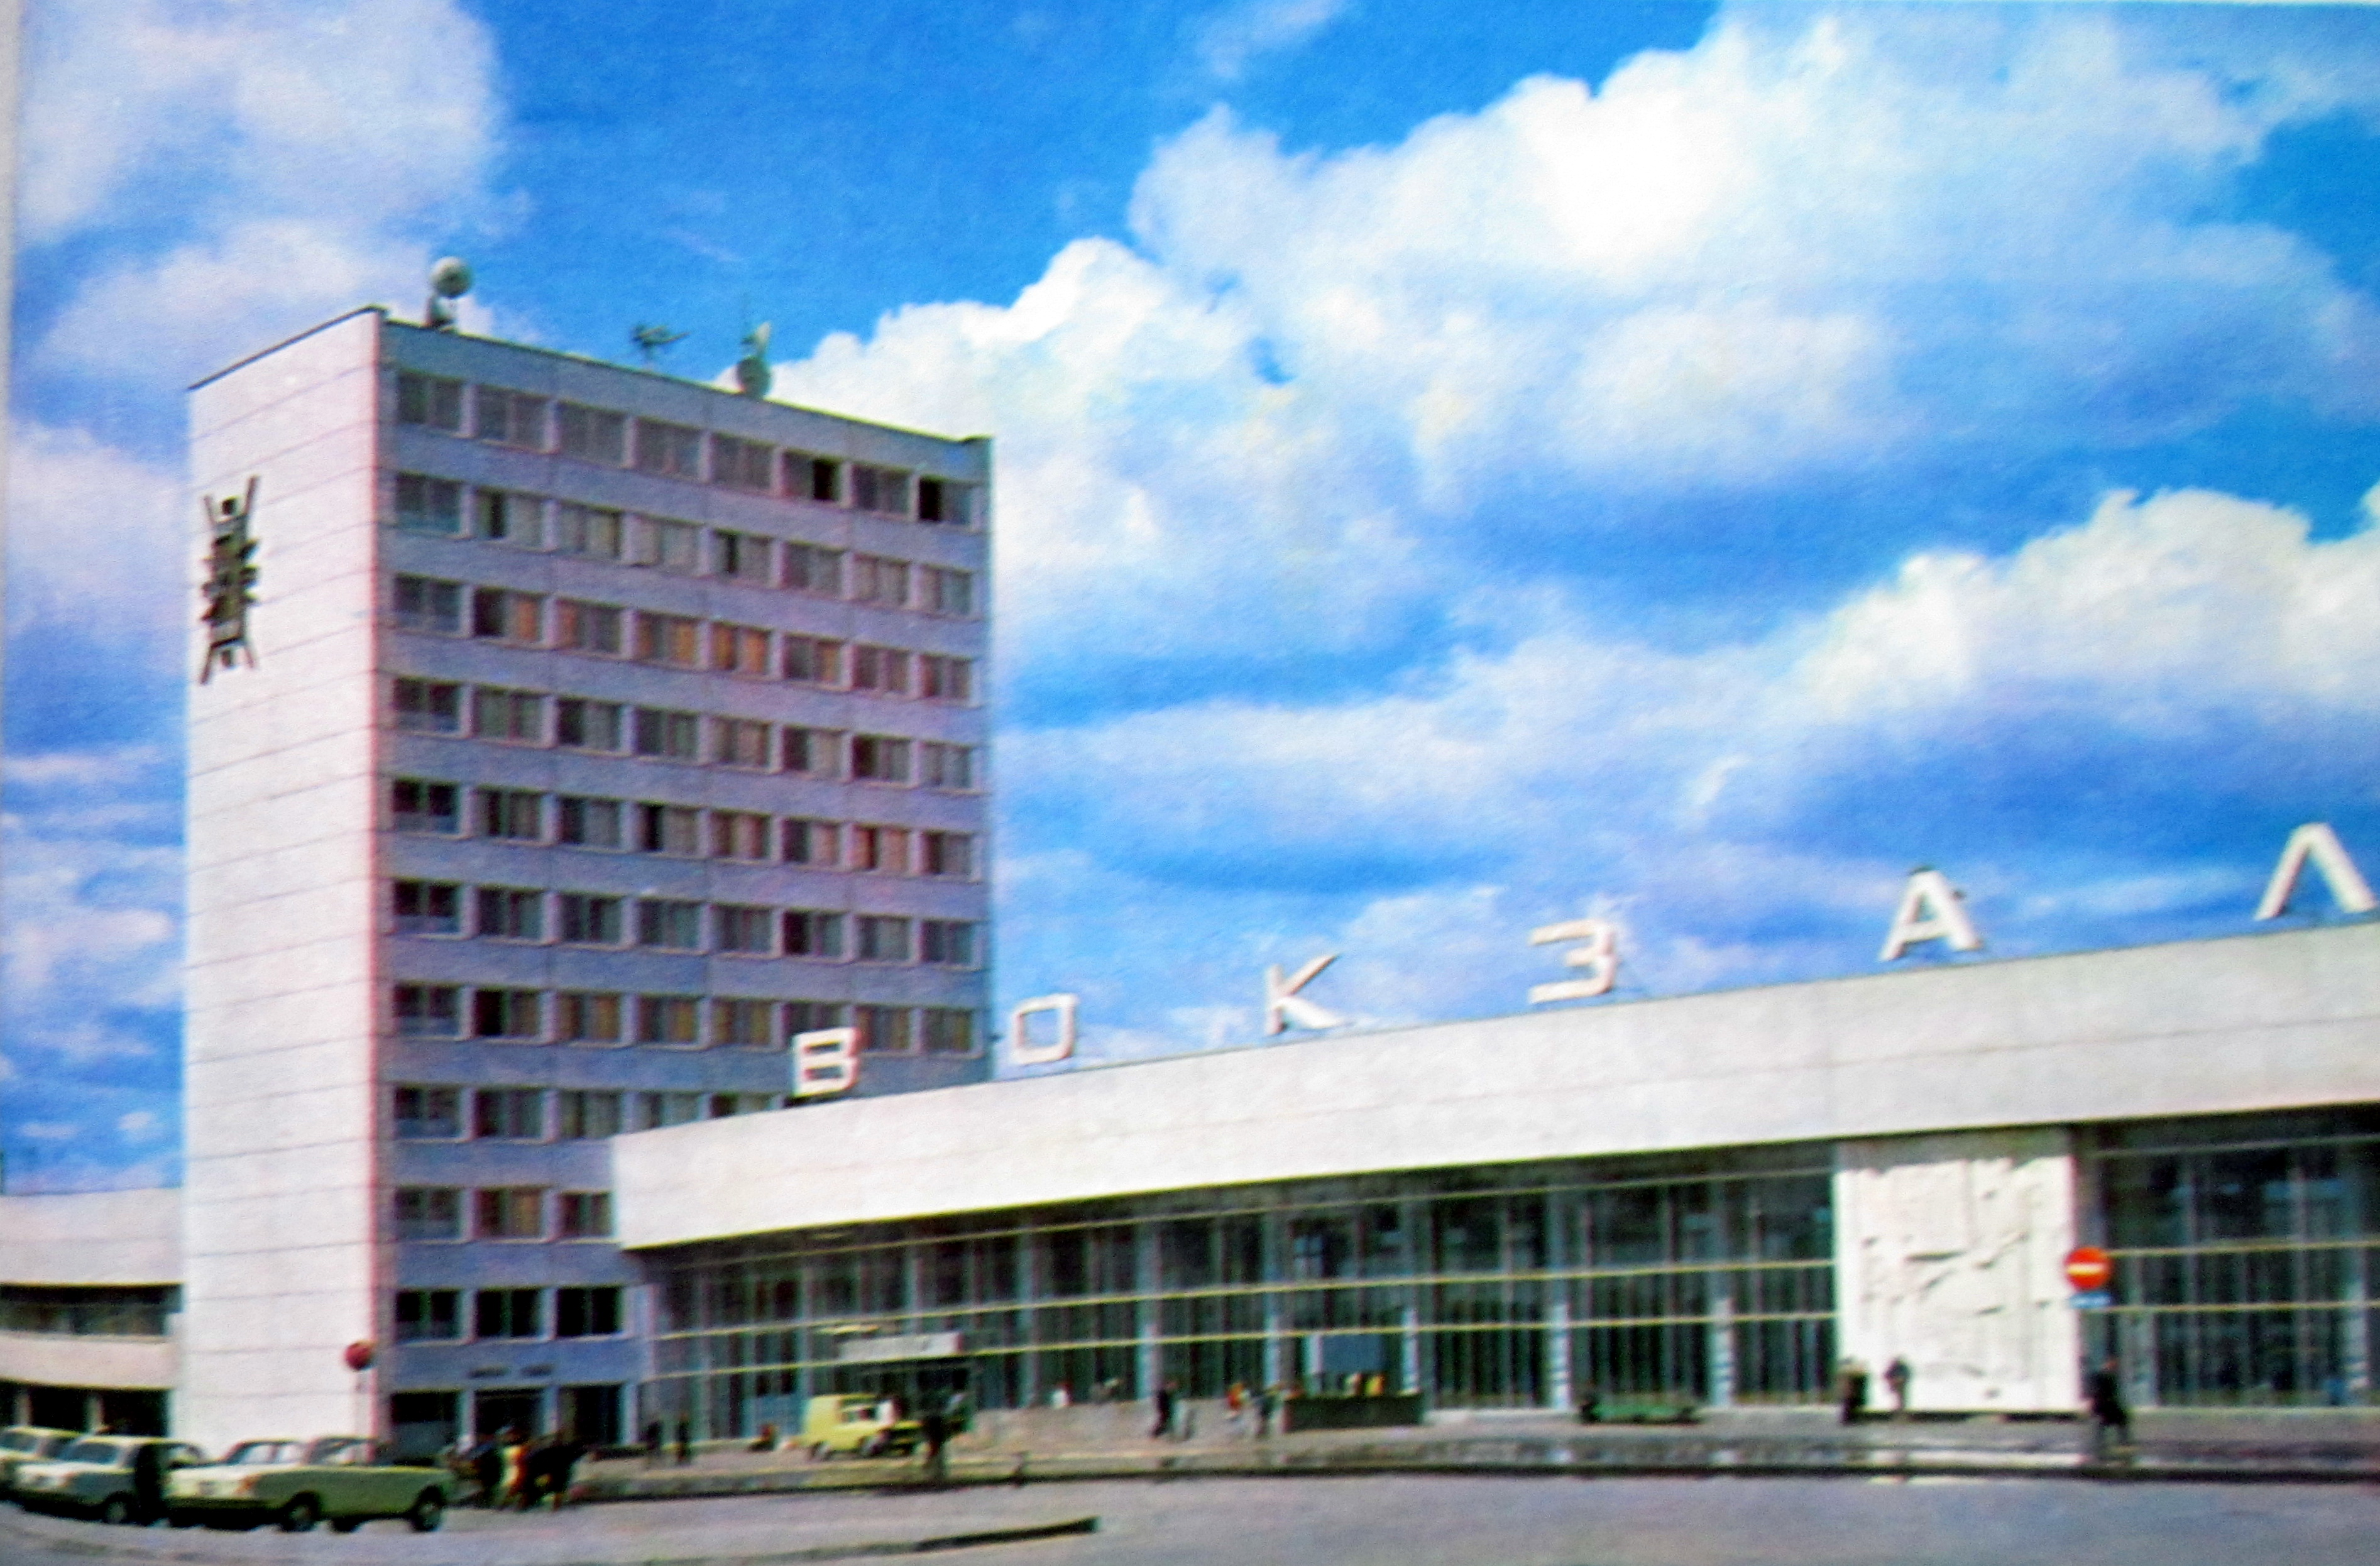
xmin=11 ymin=1 xmax=2380 ymax=1189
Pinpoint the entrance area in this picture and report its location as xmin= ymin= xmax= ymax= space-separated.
xmin=472 ymin=1386 xmax=544 ymax=1440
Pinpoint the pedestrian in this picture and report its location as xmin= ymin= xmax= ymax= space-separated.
xmin=1256 ymin=1383 xmax=1280 ymax=1439
xmin=2085 ymin=1357 xmax=2131 ymax=1460
xmin=1884 ymin=1356 xmax=1912 ymax=1420
xmin=642 ymin=1419 xmax=662 ymax=1467
xmin=528 ymin=1433 xmax=587 ymax=1511
xmin=919 ymin=1404 xmax=951 ymax=1484
xmin=1226 ymin=1381 xmax=1247 ymax=1435
xmin=499 ymin=1427 xmax=534 ymax=1511
xmin=1837 ymin=1357 xmax=1869 ymax=1425
xmin=1151 ymin=1380 xmax=1178 ymax=1440
xmin=674 ymin=1416 xmax=693 ymax=1467
xmin=131 ymin=1440 xmax=166 ymax=1525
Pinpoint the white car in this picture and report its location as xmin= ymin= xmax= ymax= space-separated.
xmin=0 ymin=1427 xmax=79 ymax=1498
xmin=12 ymin=1435 xmax=210 ymax=1524
xmin=167 ymin=1436 xmax=451 ymax=1533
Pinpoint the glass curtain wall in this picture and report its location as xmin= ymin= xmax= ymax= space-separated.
xmin=642 ymin=1147 xmax=1836 ymax=1435
xmin=2083 ymin=1106 xmax=2380 ymax=1406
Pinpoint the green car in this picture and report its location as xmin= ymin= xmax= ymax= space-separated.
xmin=0 ymin=1427 xmax=80 ymax=1499
xmin=12 ymin=1436 xmax=211 ymax=1524
xmin=165 ymin=1437 xmax=450 ymax=1533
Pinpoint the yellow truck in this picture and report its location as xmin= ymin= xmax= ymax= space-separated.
xmin=801 ymin=1395 xmax=921 ymax=1459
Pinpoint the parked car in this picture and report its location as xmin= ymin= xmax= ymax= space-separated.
xmin=12 ymin=1435 xmax=210 ymax=1524
xmin=801 ymin=1394 xmax=921 ymax=1459
xmin=167 ymin=1436 xmax=451 ymax=1533
xmin=0 ymin=1427 xmax=80 ymax=1498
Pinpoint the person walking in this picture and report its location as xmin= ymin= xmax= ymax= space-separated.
xmin=1837 ymin=1358 xmax=1869 ymax=1425
xmin=673 ymin=1416 xmax=693 ymax=1467
xmin=2085 ymin=1358 xmax=2131 ymax=1460
xmin=1151 ymin=1381 xmax=1178 ymax=1441
xmin=498 ymin=1427 xmax=534 ymax=1511
xmin=919 ymin=1403 xmax=951 ymax=1484
xmin=1884 ymin=1356 xmax=1912 ymax=1420
xmin=642 ymin=1420 xmax=662 ymax=1467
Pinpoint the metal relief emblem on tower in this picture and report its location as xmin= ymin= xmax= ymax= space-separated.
xmin=199 ymin=478 xmax=260 ymax=682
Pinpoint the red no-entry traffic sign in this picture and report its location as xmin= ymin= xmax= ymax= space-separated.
xmin=2065 ymin=1246 xmax=2112 ymax=1291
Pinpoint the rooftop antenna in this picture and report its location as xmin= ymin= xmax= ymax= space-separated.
xmin=630 ymin=324 xmax=688 ymax=365
xmin=425 ymin=257 xmax=471 ymax=331
xmin=735 ymin=320 xmax=774 ymax=398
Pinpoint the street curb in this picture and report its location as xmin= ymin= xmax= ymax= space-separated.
xmin=0 ymin=1512 xmax=1100 ymax=1566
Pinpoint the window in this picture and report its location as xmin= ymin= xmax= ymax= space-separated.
xmin=850 ymin=554 xmax=911 ymax=607
xmin=393 ymin=678 xmax=462 ymax=734
xmin=394 ymin=575 xmax=463 ymax=633
xmin=851 ymin=464 xmax=909 ymax=517
xmin=712 ymin=998 xmax=774 ymax=1047
xmin=473 ymin=1088 xmax=544 ymax=1139
xmin=637 ymin=899 xmax=703 ymax=950
xmin=921 ymin=742 xmax=973 ymax=790
xmin=556 ymin=1193 xmax=615 ymax=1241
xmin=715 ymin=905 xmax=773 ymax=955
xmin=711 ymin=435 xmax=774 ymax=491
xmin=782 ymin=818 xmax=838 ymax=866
xmin=922 ymin=1007 xmax=977 ymax=1054
xmin=783 ymin=542 xmax=842 ymax=595
xmin=637 ymin=1091 xmax=701 ymax=1129
xmin=633 ymin=418 xmax=702 ymax=477
xmin=394 ymin=984 xmax=461 ymax=1038
xmin=916 ymin=476 xmax=968 ymax=525
xmin=921 ymin=919 xmax=978 ymax=966
xmin=556 ymin=698 xmax=623 ymax=751
xmin=557 ymin=403 xmax=627 ymax=465
xmin=849 ymin=825 xmax=908 ymax=874
xmin=397 ymin=372 xmax=464 ymax=431
xmin=393 ymin=1085 xmax=462 ymax=1139
xmin=715 ymin=530 xmax=774 ymax=586
xmin=473 ymin=989 xmax=542 ymax=1041
xmin=857 ymin=1004 xmax=914 ymax=1052
xmin=556 ymin=796 xmax=623 ymax=849
xmin=556 ymin=893 xmax=622 ymax=945
xmin=393 ymin=880 xmax=461 ymax=936
xmin=476 ymin=488 xmax=540 ymax=545
xmin=554 ymin=502 xmax=624 ymax=559
xmin=635 ymin=995 xmax=701 ymax=1046
xmin=632 ymin=708 xmax=701 ymax=762
xmin=556 ymin=1090 xmax=622 ymax=1139
xmin=850 ymin=645 xmax=911 ymax=694
xmin=473 ymin=687 xmax=546 ymax=744
xmin=480 ymin=788 xmax=544 ymax=840
xmin=921 ymin=565 xmax=973 ymax=616
xmin=710 ymin=810 xmax=771 ymax=861
xmin=554 ymin=1285 xmax=622 ymax=1335
xmin=556 ymin=992 xmax=623 ymax=1044
xmin=850 ymin=734 xmax=912 ymax=783
xmin=919 ymin=655 xmax=971 ymax=703
xmin=394 ymin=1289 xmax=461 ymax=1341
xmin=392 ymin=778 xmax=461 ymax=834
xmin=785 ymin=1000 xmax=847 ymax=1038
xmin=474 ymin=1285 xmax=542 ymax=1335
xmin=554 ymin=600 xmax=624 ymax=656
xmin=794 ymin=454 xmax=841 ymax=503
xmin=711 ymin=622 xmax=771 ymax=676
xmin=782 ymin=726 xmax=838 ymax=776
xmin=856 ymin=916 xmax=913 ymax=963
xmin=395 ymin=473 xmax=463 ymax=535
xmin=634 ymin=517 xmax=703 ymax=573
xmin=636 ymin=803 xmax=700 ymax=855
xmin=634 ymin=612 xmax=702 ymax=667
xmin=476 ymin=887 xmax=543 ymax=942
xmin=394 ymin=1188 xmax=462 ymax=1242
xmin=476 ymin=386 xmax=547 ymax=448
xmin=782 ymin=910 xmax=844 ymax=958
xmin=471 ymin=587 xmax=543 ymax=643
xmin=713 ymin=717 xmax=772 ymax=769
xmin=781 ymin=635 xmax=842 ymax=685
xmin=921 ymin=831 xmax=973 ymax=879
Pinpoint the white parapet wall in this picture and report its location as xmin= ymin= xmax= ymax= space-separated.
xmin=0 ymin=1190 xmax=181 ymax=1394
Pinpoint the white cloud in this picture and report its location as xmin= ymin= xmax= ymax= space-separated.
xmin=1194 ymin=0 xmax=1351 ymax=82
xmin=19 ymin=1122 xmax=79 ymax=1143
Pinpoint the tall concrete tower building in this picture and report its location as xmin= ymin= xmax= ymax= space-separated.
xmin=182 ymin=308 xmax=992 ymax=1454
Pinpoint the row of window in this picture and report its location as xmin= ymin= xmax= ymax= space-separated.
xmin=393 ymin=1185 xmax=614 ymax=1244
xmin=392 ymin=684 xmax=974 ymax=788
xmin=390 ymin=780 xmax=975 ymax=874
xmin=394 ymin=1284 xmax=623 ymax=1342
xmin=397 ymin=371 xmax=976 ymax=524
xmin=389 ymin=989 xmax=979 ymax=1051
xmin=391 ymin=882 xmax=979 ymax=961
xmin=395 ymin=576 xmax=975 ymax=697
xmin=395 ymin=1084 xmax=784 ymax=1144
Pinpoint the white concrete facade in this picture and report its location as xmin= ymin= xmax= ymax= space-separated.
xmin=182 ymin=311 xmax=995 ymax=1452
xmin=0 ymin=1191 xmax=180 ymax=1398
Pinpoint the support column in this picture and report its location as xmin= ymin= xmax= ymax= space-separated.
xmin=1400 ymin=1305 xmax=1422 ymax=1398
xmin=1706 ymin=1289 xmax=1736 ymax=1408
xmin=1134 ymin=1222 xmax=1161 ymax=1401
xmin=1260 ymin=1207 xmax=1284 ymax=1391
xmin=1544 ymin=1190 xmax=1573 ymax=1411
